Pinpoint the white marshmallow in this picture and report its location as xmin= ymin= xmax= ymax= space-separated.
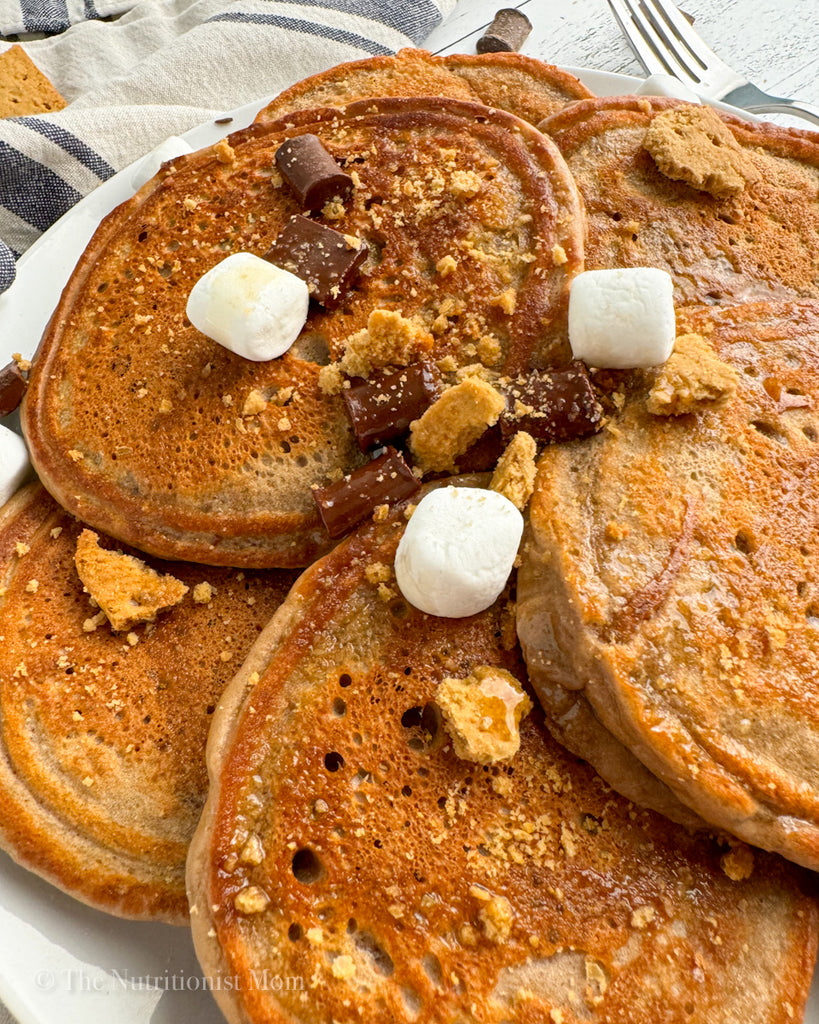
xmin=0 ymin=425 xmax=31 ymax=508
xmin=568 ymin=267 xmax=676 ymax=368
xmin=394 ymin=486 xmax=523 ymax=618
xmin=635 ymin=74 xmax=702 ymax=104
xmin=130 ymin=136 xmax=194 ymax=191
xmin=186 ymin=252 xmax=309 ymax=362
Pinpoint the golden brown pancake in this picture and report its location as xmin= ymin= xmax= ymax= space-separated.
xmin=0 ymin=482 xmax=297 ymax=923
xmin=539 ymin=95 xmax=819 ymax=304
xmin=22 ymin=96 xmax=584 ymax=568
xmin=257 ymin=48 xmax=594 ymax=126
xmin=518 ymin=300 xmax=819 ymax=870
xmin=187 ymin=480 xmax=818 ymax=1024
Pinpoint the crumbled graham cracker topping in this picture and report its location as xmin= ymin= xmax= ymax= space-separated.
xmin=490 ymin=432 xmax=537 ymax=510
xmin=436 ymin=666 xmax=532 ymax=765
xmin=409 ymin=376 xmax=505 ymax=473
xmin=340 ymin=308 xmax=433 ymax=378
xmin=74 ymin=529 xmax=188 ymax=632
xmin=647 ymin=332 xmax=738 ymax=415
xmin=643 ymin=105 xmax=760 ymax=198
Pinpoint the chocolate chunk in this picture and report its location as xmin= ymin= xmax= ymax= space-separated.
xmin=500 ymin=363 xmax=603 ymax=444
xmin=476 ymin=8 xmax=532 ymax=53
xmin=0 ymin=360 xmax=26 ymax=417
xmin=312 ymin=447 xmax=420 ymax=538
xmin=264 ymin=215 xmax=368 ymax=308
xmin=275 ymin=133 xmax=353 ymax=211
xmin=344 ymin=364 xmax=440 ymax=452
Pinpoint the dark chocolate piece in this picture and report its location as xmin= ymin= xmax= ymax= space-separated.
xmin=264 ymin=215 xmax=368 ymax=309
xmin=500 ymin=363 xmax=603 ymax=444
xmin=275 ymin=133 xmax=353 ymax=211
xmin=476 ymin=8 xmax=532 ymax=53
xmin=0 ymin=360 xmax=26 ymax=417
xmin=312 ymin=447 xmax=420 ymax=538
xmin=344 ymin=364 xmax=440 ymax=452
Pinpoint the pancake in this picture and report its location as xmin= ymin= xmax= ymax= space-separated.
xmin=0 ymin=482 xmax=297 ymax=923
xmin=187 ymin=480 xmax=818 ymax=1024
xmin=257 ymin=48 xmax=594 ymax=126
xmin=22 ymin=96 xmax=584 ymax=568
xmin=539 ymin=94 xmax=819 ymax=305
xmin=517 ymin=300 xmax=819 ymax=870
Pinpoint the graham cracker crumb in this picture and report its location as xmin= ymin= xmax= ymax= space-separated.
xmin=74 ymin=529 xmax=188 ymax=632
xmin=193 ymin=581 xmax=215 ymax=604
xmin=643 ymin=105 xmax=760 ymax=198
xmin=605 ymin=521 xmax=630 ymax=542
xmin=15 ymin=542 xmax=30 ymax=556
xmin=215 ymin=138 xmax=236 ymax=164
xmin=331 ymin=955 xmax=356 ymax=980
xmin=450 ymin=169 xmax=482 ymax=199
xmin=234 ymin=886 xmax=269 ymax=914
xmin=491 ymin=773 xmax=513 ymax=797
xmin=477 ymin=334 xmax=502 ymax=367
xmin=242 ymin=389 xmax=267 ymax=416
xmin=490 ymin=432 xmax=537 ymax=510
xmin=25 ymin=579 xmax=38 ymax=593
xmin=318 ymin=362 xmax=344 ymax=395
xmin=721 ymin=843 xmax=754 ymax=881
xmin=239 ymin=834 xmax=265 ymax=865
xmin=365 ymin=562 xmax=392 ymax=585
xmin=436 ymin=254 xmax=458 ymax=277
xmin=630 ymin=905 xmax=656 ymax=928
xmin=478 ymin=893 xmax=513 ymax=943
xmin=50 ymin=527 xmax=63 ymax=539
xmin=68 ymin=449 xmax=84 ymax=462
xmin=647 ymin=332 xmax=738 ymax=416
xmin=409 ymin=377 xmax=505 ymax=473
xmin=371 ymin=503 xmax=389 ymax=522
xmin=436 ymin=666 xmax=532 ymax=765
xmin=377 ymin=582 xmax=396 ymax=603
xmin=323 ymin=200 xmax=345 ymax=220
xmin=551 ymin=243 xmax=568 ymax=266
xmin=491 ymin=288 xmax=517 ymax=315
xmin=83 ymin=610 xmax=107 ymax=633
xmin=340 ymin=308 xmax=433 ymax=378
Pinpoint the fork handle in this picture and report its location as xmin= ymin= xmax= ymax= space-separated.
xmin=743 ymin=99 xmax=819 ymax=128
xmin=721 ymin=82 xmax=819 ymax=127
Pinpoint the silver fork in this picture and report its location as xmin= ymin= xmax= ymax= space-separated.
xmin=608 ymin=0 xmax=819 ymax=126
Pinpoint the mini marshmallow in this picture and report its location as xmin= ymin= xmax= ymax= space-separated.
xmin=0 ymin=424 xmax=31 ymax=507
xmin=130 ymin=136 xmax=194 ymax=191
xmin=635 ymin=74 xmax=701 ymax=104
xmin=186 ymin=252 xmax=309 ymax=362
xmin=568 ymin=267 xmax=676 ymax=369
xmin=394 ymin=486 xmax=523 ymax=618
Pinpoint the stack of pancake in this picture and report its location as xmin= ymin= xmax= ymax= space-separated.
xmin=3 ymin=45 xmax=819 ymax=1024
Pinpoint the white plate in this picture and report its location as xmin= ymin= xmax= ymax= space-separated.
xmin=0 ymin=69 xmax=817 ymax=1024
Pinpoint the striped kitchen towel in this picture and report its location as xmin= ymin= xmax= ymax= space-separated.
xmin=0 ymin=0 xmax=456 ymax=292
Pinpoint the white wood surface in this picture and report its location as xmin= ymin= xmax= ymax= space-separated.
xmin=426 ymin=0 xmax=819 ymax=115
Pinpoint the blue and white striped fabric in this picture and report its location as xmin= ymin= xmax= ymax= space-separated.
xmin=0 ymin=0 xmax=455 ymax=292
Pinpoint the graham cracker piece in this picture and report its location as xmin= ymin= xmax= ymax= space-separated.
xmin=0 ymin=45 xmax=66 ymax=118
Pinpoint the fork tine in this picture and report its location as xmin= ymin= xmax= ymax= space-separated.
xmin=608 ymin=0 xmax=698 ymax=84
xmin=635 ymin=0 xmax=705 ymax=83
xmin=606 ymin=0 xmax=665 ymax=76
xmin=640 ymin=0 xmax=731 ymax=76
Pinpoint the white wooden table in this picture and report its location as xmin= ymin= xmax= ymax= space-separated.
xmin=428 ymin=0 xmax=819 ymax=116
